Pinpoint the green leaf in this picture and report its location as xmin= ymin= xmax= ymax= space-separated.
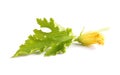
xmin=13 ymin=18 xmax=74 ymax=57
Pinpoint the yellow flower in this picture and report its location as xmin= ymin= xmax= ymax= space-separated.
xmin=78 ymin=31 xmax=104 ymax=46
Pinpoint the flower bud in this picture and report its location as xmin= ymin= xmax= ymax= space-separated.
xmin=78 ymin=31 xmax=104 ymax=46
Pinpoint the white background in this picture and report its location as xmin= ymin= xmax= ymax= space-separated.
xmin=0 ymin=0 xmax=120 ymax=75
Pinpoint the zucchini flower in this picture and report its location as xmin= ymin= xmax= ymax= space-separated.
xmin=78 ymin=31 xmax=104 ymax=46
xmin=75 ymin=27 xmax=108 ymax=46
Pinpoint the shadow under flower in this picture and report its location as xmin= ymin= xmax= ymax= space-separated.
xmin=72 ymin=42 xmax=97 ymax=50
